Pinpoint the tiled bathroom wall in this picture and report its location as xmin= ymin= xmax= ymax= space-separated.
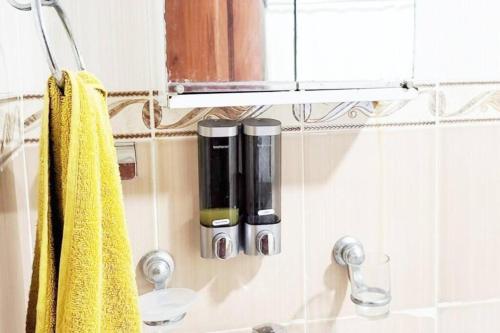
xmin=2 ymin=1 xmax=500 ymax=333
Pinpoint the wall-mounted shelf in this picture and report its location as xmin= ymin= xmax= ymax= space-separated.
xmin=167 ymin=85 xmax=418 ymax=109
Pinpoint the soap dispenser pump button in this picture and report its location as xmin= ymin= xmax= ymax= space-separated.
xmin=213 ymin=233 xmax=233 ymax=260
xmin=257 ymin=231 xmax=275 ymax=256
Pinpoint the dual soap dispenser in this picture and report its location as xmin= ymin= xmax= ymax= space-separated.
xmin=197 ymin=118 xmax=281 ymax=260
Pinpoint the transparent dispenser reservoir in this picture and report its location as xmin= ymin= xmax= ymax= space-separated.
xmin=197 ymin=120 xmax=240 ymax=259
xmin=242 ymin=118 xmax=282 ymax=256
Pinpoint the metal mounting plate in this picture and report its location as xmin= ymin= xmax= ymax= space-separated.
xmin=333 ymin=236 xmax=364 ymax=266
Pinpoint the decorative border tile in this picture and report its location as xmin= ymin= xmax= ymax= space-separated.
xmin=437 ymin=83 xmax=500 ymax=121
xmin=0 ymin=95 xmax=22 ymax=166
xmin=5 ymin=84 xmax=500 ymax=144
xmin=302 ymin=87 xmax=437 ymax=131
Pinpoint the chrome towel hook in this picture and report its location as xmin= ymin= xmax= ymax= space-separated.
xmin=7 ymin=0 xmax=86 ymax=87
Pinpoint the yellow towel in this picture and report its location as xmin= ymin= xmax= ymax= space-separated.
xmin=26 ymin=71 xmax=141 ymax=332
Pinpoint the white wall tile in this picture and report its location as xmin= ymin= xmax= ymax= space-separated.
xmin=439 ymin=124 xmax=500 ymax=302
xmin=439 ymin=302 xmax=500 ymax=333
xmin=1 ymin=0 xmax=50 ymax=94
xmin=120 ymin=142 xmax=157 ymax=293
xmin=307 ymin=313 xmax=434 ymax=333
xmin=0 ymin=0 xmax=24 ymax=94
xmin=0 ymin=153 xmax=33 ymax=333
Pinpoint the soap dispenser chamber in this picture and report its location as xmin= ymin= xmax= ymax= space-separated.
xmin=197 ymin=119 xmax=240 ymax=260
xmin=242 ymin=118 xmax=282 ymax=256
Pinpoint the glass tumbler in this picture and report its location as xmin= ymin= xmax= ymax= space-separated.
xmin=348 ymin=252 xmax=391 ymax=318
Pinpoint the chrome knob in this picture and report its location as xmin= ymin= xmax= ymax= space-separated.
xmin=213 ymin=233 xmax=233 ymax=260
xmin=257 ymin=231 xmax=275 ymax=256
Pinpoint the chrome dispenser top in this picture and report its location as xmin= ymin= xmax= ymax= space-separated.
xmin=198 ymin=119 xmax=239 ymax=137
xmin=242 ymin=118 xmax=281 ymax=136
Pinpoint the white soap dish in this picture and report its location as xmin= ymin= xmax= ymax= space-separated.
xmin=139 ymin=250 xmax=197 ymax=327
xmin=140 ymin=288 xmax=196 ymax=326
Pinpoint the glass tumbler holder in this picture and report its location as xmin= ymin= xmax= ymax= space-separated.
xmin=333 ymin=236 xmax=391 ymax=318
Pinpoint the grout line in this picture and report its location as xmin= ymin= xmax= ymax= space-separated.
xmin=438 ymin=298 xmax=500 ymax=309
xmin=300 ymin=104 xmax=309 ymax=333
xmin=19 ymin=116 xmax=500 ymax=146
xmin=306 ymin=306 xmax=438 ymax=323
xmin=411 ymin=0 xmax=417 ymax=79
xmin=394 ymin=307 xmax=437 ymax=319
xmin=21 ymin=145 xmax=33 ymax=252
xmin=438 ymin=80 xmax=500 ymax=86
xmin=376 ymin=117 xmax=387 ymax=253
xmin=293 ymin=0 xmax=298 ymax=82
xmin=438 ymin=117 xmax=500 ymax=125
xmin=145 ymin=0 xmax=155 ymax=95
xmin=414 ymin=80 xmax=500 ymax=87
xmin=149 ymin=91 xmax=160 ymax=250
xmin=433 ymin=83 xmax=441 ymax=333
xmin=145 ymin=0 xmax=161 ymax=250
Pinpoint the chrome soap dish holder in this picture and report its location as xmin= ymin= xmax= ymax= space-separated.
xmin=333 ymin=236 xmax=391 ymax=318
xmin=139 ymin=250 xmax=197 ymax=327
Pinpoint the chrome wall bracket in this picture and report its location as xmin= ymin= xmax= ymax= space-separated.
xmin=115 ymin=142 xmax=137 ymax=181
xmin=333 ymin=236 xmax=365 ymax=266
xmin=141 ymin=250 xmax=175 ymax=290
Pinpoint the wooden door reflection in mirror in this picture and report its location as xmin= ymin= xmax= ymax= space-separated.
xmin=165 ymin=0 xmax=295 ymax=92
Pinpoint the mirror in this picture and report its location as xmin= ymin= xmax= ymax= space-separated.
xmin=165 ymin=0 xmax=415 ymax=93
xmin=165 ymin=0 xmax=295 ymax=93
xmin=296 ymin=0 xmax=415 ymax=87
